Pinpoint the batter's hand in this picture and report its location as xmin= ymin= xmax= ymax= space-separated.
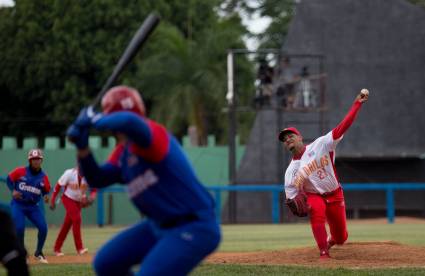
xmin=43 ymin=195 xmax=49 ymax=203
xmin=12 ymin=190 xmax=22 ymax=200
xmin=73 ymin=106 xmax=99 ymax=127
xmin=67 ymin=124 xmax=89 ymax=149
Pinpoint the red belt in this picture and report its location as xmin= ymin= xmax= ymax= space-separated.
xmin=321 ymin=186 xmax=341 ymax=197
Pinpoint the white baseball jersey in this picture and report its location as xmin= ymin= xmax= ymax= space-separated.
xmin=57 ymin=168 xmax=88 ymax=202
xmin=284 ymin=131 xmax=342 ymax=199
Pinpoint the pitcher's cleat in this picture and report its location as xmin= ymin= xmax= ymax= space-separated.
xmin=319 ymin=250 xmax=331 ymax=260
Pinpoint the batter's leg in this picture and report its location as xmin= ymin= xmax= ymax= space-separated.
xmin=93 ymin=220 xmax=157 ymax=276
xmin=138 ymin=219 xmax=221 ymax=276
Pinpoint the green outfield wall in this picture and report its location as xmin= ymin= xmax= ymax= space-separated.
xmin=0 ymin=136 xmax=244 ymax=225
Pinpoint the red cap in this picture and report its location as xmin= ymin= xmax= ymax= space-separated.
xmin=278 ymin=127 xmax=301 ymax=142
xmin=28 ymin=149 xmax=43 ymax=160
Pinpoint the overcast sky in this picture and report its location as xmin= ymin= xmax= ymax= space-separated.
xmin=0 ymin=0 xmax=12 ymax=7
xmin=242 ymin=14 xmax=271 ymax=50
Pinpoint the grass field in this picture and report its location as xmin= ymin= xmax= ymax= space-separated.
xmin=1 ymin=219 xmax=425 ymax=275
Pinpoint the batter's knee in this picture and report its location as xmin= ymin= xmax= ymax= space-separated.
xmin=93 ymin=250 xmax=123 ymax=276
xmin=93 ymin=254 xmax=108 ymax=275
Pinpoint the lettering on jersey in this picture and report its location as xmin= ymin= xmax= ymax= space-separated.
xmin=302 ymin=155 xmax=330 ymax=176
xmin=293 ymin=155 xmax=330 ymax=188
xmin=320 ymin=155 xmax=330 ymax=167
xmin=18 ymin=182 xmax=41 ymax=195
xmin=293 ymin=173 xmax=307 ymax=189
xmin=127 ymin=169 xmax=158 ymax=198
xmin=69 ymin=182 xmax=87 ymax=190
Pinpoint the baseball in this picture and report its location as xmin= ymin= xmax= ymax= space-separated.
xmin=360 ymin=88 xmax=369 ymax=96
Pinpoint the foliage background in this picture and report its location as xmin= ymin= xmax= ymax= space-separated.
xmin=0 ymin=0 xmax=423 ymax=144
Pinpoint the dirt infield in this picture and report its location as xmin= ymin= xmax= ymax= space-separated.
xmin=29 ymin=254 xmax=92 ymax=265
xmin=207 ymin=241 xmax=425 ymax=268
xmin=29 ymin=241 xmax=425 ymax=268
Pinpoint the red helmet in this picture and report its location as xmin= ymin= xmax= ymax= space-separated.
xmin=28 ymin=149 xmax=43 ymax=160
xmin=101 ymin=85 xmax=146 ymax=116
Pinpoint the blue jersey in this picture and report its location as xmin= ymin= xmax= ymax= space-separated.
xmin=7 ymin=166 xmax=51 ymax=205
xmin=80 ymin=111 xmax=214 ymax=225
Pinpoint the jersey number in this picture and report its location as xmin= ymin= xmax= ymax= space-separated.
xmin=317 ymin=169 xmax=328 ymax=180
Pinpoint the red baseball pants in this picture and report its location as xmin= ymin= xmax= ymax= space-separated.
xmin=307 ymin=187 xmax=348 ymax=255
xmin=54 ymin=194 xmax=84 ymax=252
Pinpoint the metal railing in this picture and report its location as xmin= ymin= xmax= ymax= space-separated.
xmin=2 ymin=176 xmax=425 ymax=225
xmin=95 ymin=183 xmax=425 ymax=225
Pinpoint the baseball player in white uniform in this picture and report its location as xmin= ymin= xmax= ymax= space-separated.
xmin=50 ymin=167 xmax=96 ymax=255
xmin=279 ymin=89 xmax=369 ymax=259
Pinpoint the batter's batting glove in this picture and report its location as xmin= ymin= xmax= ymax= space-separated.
xmin=67 ymin=124 xmax=89 ymax=149
xmin=74 ymin=106 xmax=102 ymax=128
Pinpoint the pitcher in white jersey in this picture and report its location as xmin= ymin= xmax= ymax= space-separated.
xmin=50 ymin=167 xmax=97 ymax=256
xmin=279 ymin=90 xmax=368 ymax=259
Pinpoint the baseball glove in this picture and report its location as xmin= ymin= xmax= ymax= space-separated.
xmin=80 ymin=197 xmax=94 ymax=208
xmin=285 ymin=191 xmax=309 ymax=217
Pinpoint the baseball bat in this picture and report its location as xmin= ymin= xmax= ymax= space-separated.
xmin=92 ymin=12 xmax=160 ymax=107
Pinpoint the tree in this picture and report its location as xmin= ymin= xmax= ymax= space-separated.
xmin=220 ymin=0 xmax=295 ymax=49
xmin=133 ymin=14 xmax=253 ymax=144
xmin=408 ymin=0 xmax=425 ymax=8
xmin=0 ymin=0 xmax=161 ymax=136
xmin=0 ymin=0 xmax=254 ymax=144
